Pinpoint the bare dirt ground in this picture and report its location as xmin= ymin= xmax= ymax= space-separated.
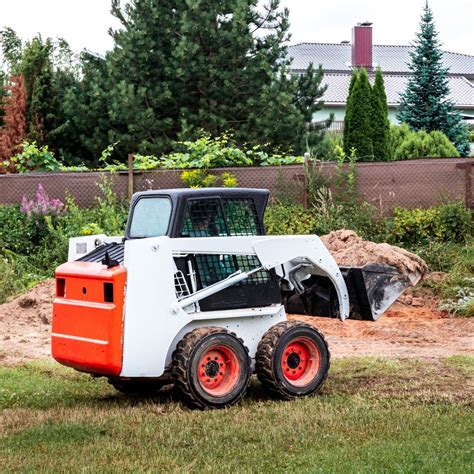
xmin=0 ymin=278 xmax=472 ymax=366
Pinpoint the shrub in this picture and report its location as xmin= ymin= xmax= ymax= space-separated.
xmin=10 ymin=141 xmax=62 ymax=172
xmin=181 ymin=169 xmax=217 ymax=188
xmin=221 ymin=172 xmax=238 ymax=187
xmin=163 ymin=133 xmax=252 ymax=169
xmin=390 ymin=124 xmax=459 ymax=160
xmin=0 ymin=205 xmax=40 ymax=255
xmin=258 ymin=154 xmax=304 ymax=166
xmin=264 ymin=203 xmax=316 ymax=235
xmin=438 ymin=244 xmax=474 ymax=317
xmin=391 ymin=202 xmax=472 ymax=244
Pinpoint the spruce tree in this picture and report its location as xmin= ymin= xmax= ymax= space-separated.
xmin=371 ymin=67 xmax=390 ymax=161
xmin=397 ymin=1 xmax=469 ymax=156
xmin=345 ymin=68 xmax=373 ymax=160
xmin=343 ymin=69 xmax=358 ymax=155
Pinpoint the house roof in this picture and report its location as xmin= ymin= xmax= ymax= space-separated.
xmin=321 ymin=73 xmax=474 ymax=108
xmin=289 ymin=43 xmax=474 ymax=76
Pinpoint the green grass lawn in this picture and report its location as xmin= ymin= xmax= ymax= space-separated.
xmin=1 ymin=357 xmax=473 ymax=473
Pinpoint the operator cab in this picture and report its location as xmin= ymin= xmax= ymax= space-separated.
xmin=80 ymin=188 xmax=281 ymax=311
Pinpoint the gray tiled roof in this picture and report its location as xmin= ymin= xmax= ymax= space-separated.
xmin=289 ymin=43 xmax=474 ymax=76
xmin=321 ymin=73 xmax=474 ymax=107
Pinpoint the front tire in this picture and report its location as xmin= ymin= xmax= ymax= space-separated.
xmin=172 ymin=327 xmax=251 ymax=409
xmin=256 ymin=321 xmax=330 ymax=400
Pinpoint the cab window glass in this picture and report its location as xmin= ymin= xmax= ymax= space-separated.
xmin=130 ymin=197 xmax=172 ymax=238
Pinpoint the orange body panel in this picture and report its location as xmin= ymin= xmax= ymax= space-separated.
xmin=52 ymin=261 xmax=127 ymax=376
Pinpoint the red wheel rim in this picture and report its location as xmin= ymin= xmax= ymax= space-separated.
xmin=197 ymin=345 xmax=241 ymax=397
xmin=281 ymin=337 xmax=321 ymax=387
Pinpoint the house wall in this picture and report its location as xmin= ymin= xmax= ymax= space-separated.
xmin=314 ymin=106 xmax=399 ymax=123
xmin=315 ymin=106 xmax=473 ymax=125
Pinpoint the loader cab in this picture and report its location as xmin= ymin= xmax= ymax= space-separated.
xmin=126 ymin=188 xmax=281 ymax=311
xmin=125 ymin=188 xmax=269 ymax=239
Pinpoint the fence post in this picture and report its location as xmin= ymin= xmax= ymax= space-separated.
xmin=456 ymin=162 xmax=473 ymax=209
xmin=128 ymin=154 xmax=134 ymax=200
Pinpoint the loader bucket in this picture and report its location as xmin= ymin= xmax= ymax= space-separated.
xmin=340 ymin=263 xmax=421 ymax=321
xmin=284 ymin=263 xmax=422 ymax=321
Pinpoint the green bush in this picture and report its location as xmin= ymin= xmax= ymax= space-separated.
xmin=391 ymin=202 xmax=472 ymax=244
xmin=438 ymin=244 xmax=474 ymax=317
xmin=10 ymin=141 xmax=62 ymax=172
xmin=0 ymin=206 xmax=45 ymax=255
xmin=163 ymin=133 xmax=252 ymax=169
xmin=0 ymin=179 xmax=129 ymax=302
xmin=389 ymin=124 xmax=459 ymax=160
xmin=264 ymin=203 xmax=316 ymax=235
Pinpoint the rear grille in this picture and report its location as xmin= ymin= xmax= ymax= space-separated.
xmin=77 ymin=242 xmax=125 ymax=265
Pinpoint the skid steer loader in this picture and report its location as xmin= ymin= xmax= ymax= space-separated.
xmin=52 ymin=188 xmax=422 ymax=408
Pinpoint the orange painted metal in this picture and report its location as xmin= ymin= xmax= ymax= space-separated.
xmin=52 ymin=261 xmax=127 ymax=376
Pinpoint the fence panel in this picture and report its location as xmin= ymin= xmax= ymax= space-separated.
xmin=0 ymin=158 xmax=471 ymax=213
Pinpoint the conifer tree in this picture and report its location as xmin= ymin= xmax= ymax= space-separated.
xmin=397 ymin=1 xmax=469 ymax=156
xmin=343 ymin=69 xmax=358 ymax=155
xmin=0 ymin=74 xmax=27 ymax=171
xmin=85 ymin=0 xmax=331 ymax=158
xmin=344 ymin=68 xmax=373 ymax=160
xmin=371 ymin=67 xmax=390 ymax=161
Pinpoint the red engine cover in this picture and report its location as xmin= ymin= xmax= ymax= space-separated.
xmin=52 ymin=261 xmax=127 ymax=376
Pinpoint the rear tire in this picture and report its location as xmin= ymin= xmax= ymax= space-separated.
xmin=256 ymin=321 xmax=330 ymax=400
xmin=172 ymin=327 xmax=251 ymax=409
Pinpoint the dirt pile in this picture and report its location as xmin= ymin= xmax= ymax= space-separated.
xmin=0 ymin=279 xmax=55 ymax=365
xmin=321 ymin=230 xmax=428 ymax=278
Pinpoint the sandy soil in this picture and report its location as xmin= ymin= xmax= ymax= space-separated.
xmin=0 ymin=278 xmax=472 ymax=365
xmin=321 ymin=230 xmax=428 ymax=276
xmin=0 ymin=279 xmax=54 ymax=365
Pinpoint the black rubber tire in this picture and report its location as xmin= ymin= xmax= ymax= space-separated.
xmin=172 ymin=327 xmax=251 ymax=409
xmin=256 ymin=321 xmax=330 ymax=400
xmin=108 ymin=378 xmax=166 ymax=396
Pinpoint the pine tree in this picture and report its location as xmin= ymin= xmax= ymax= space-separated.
xmin=397 ymin=1 xmax=469 ymax=156
xmin=345 ymin=68 xmax=373 ymax=160
xmin=343 ymin=69 xmax=358 ymax=155
xmin=19 ymin=36 xmax=57 ymax=145
xmin=79 ymin=0 xmax=331 ymax=158
xmin=371 ymin=67 xmax=390 ymax=161
xmin=0 ymin=74 xmax=27 ymax=171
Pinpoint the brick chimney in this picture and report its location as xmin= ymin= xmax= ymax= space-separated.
xmin=352 ymin=22 xmax=373 ymax=69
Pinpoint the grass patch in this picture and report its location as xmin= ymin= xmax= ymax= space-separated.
xmin=1 ymin=357 xmax=473 ymax=472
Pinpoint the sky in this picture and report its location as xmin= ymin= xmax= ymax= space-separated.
xmin=0 ymin=0 xmax=473 ymax=56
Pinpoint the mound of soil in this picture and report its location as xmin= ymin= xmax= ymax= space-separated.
xmin=0 ymin=279 xmax=55 ymax=365
xmin=321 ymin=230 xmax=428 ymax=278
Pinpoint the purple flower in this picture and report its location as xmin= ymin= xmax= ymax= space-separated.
xmin=20 ymin=184 xmax=65 ymax=218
